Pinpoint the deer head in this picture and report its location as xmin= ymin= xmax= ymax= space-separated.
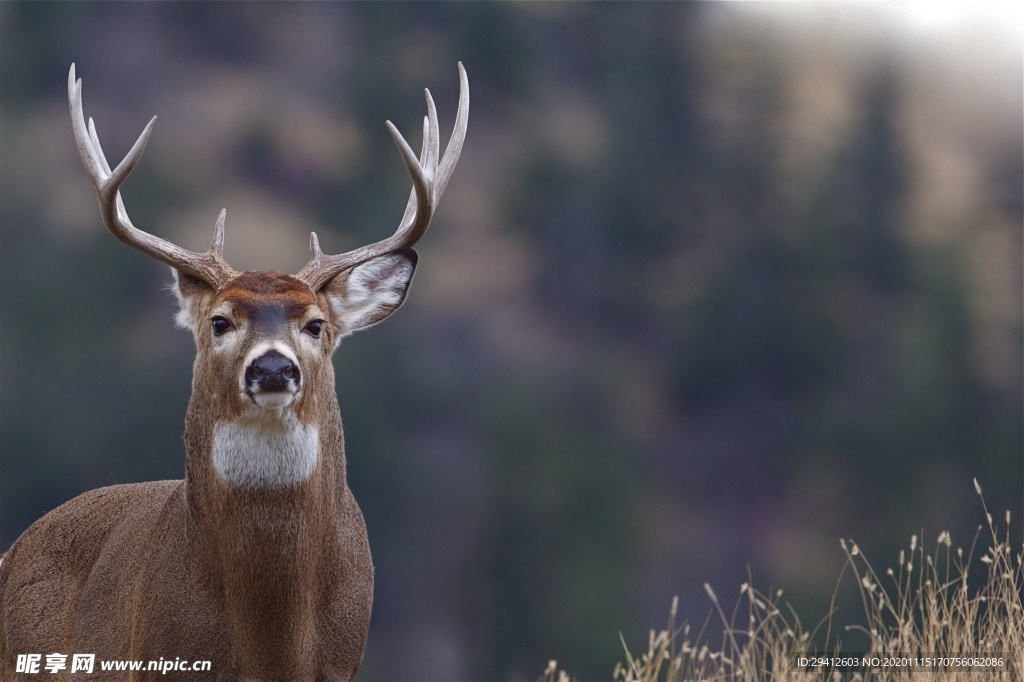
xmin=68 ymin=63 xmax=467 ymax=489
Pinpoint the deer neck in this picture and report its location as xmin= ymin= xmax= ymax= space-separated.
xmin=181 ymin=393 xmax=349 ymax=674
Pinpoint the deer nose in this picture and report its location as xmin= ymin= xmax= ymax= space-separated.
xmin=245 ymin=350 xmax=300 ymax=392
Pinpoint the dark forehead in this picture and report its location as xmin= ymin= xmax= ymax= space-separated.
xmin=217 ymin=272 xmax=316 ymax=318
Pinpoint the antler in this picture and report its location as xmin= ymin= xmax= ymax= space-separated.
xmin=296 ymin=62 xmax=469 ymax=291
xmin=68 ymin=64 xmax=239 ymax=289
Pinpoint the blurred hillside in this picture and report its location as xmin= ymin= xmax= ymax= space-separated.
xmin=1 ymin=4 xmax=1020 ymax=681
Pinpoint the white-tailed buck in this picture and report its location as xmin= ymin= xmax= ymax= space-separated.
xmin=0 ymin=63 xmax=467 ymax=680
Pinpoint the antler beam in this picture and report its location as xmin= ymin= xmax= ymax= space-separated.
xmin=296 ymin=62 xmax=469 ymax=291
xmin=68 ymin=64 xmax=238 ymax=289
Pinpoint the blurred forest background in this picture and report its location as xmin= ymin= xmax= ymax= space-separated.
xmin=1 ymin=3 xmax=1021 ymax=680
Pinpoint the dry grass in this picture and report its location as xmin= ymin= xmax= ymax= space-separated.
xmin=541 ymin=480 xmax=1022 ymax=681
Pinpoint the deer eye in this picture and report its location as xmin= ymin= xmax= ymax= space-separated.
xmin=303 ymin=320 xmax=324 ymax=338
xmin=211 ymin=316 xmax=234 ymax=336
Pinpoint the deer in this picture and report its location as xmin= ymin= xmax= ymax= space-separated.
xmin=0 ymin=63 xmax=467 ymax=681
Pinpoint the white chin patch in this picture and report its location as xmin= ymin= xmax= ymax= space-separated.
xmin=213 ymin=415 xmax=318 ymax=489
xmin=249 ymin=391 xmax=296 ymax=410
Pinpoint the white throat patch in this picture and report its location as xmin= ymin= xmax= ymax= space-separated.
xmin=212 ymin=415 xmax=318 ymax=489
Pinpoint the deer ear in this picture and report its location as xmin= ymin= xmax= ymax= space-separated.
xmin=321 ymin=249 xmax=418 ymax=346
xmin=170 ymin=268 xmax=215 ymax=331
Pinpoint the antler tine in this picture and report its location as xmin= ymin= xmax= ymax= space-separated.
xmin=391 ymin=122 xmax=423 ymax=250
xmin=435 ymin=62 xmax=470 ymax=201
xmin=425 ymin=89 xmax=441 ymax=182
xmin=68 ymin=64 xmax=238 ymax=289
xmin=386 ymin=116 xmax=435 ymax=244
xmin=296 ymin=64 xmax=469 ymax=292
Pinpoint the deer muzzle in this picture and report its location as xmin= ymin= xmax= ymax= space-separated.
xmin=244 ymin=349 xmax=301 ymax=407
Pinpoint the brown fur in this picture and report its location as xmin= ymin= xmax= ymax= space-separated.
xmin=0 ymin=262 xmax=419 ymax=680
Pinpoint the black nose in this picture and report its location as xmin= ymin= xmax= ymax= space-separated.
xmin=246 ymin=350 xmax=300 ymax=392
